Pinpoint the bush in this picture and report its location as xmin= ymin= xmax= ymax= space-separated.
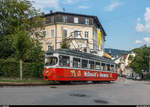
xmin=0 ymin=58 xmax=44 ymax=79
xmin=143 ymin=73 xmax=150 ymax=80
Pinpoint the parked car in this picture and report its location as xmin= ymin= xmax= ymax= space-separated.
xmin=132 ymin=74 xmax=141 ymax=80
xmin=126 ymin=75 xmax=133 ymax=79
xmin=135 ymin=76 xmax=141 ymax=80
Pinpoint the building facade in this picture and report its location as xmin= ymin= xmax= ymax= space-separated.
xmin=36 ymin=12 xmax=106 ymax=56
xmin=114 ymin=52 xmax=136 ymax=77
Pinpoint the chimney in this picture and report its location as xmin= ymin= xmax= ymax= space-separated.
xmin=50 ymin=10 xmax=53 ymax=14
xmin=63 ymin=8 xmax=65 ymax=12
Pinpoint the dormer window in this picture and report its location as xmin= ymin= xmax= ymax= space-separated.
xmin=74 ymin=17 xmax=78 ymax=23
xmin=62 ymin=16 xmax=67 ymax=22
xmin=85 ymin=18 xmax=89 ymax=25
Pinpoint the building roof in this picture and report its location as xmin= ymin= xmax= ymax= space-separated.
xmin=44 ymin=11 xmax=106 ymax=36
xmin=104 ymin=52 xmax=112 ymax=59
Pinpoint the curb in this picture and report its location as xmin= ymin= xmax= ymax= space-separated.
xmin=0 ymin=82 xmax=49 ymax=86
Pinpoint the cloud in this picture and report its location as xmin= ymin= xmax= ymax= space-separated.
xmin=136 ymin=40 xmax=143 ymax=44
xmin=104 ymin=2 xmax=123 ymax=11
xmin=144 ymin=37 xmax=150 ymax=44
xmin=136 ymin=7 xmax=150 ymax=33
xmin=63 ymin=0 xmax=80 ymax=4
xmin=29 ymin=0 xmax=60 ymax=13
xmin=136 ymin=23 xmax=145 ymax=32
xmin=78 ymin=5 xmax=89 ymax=9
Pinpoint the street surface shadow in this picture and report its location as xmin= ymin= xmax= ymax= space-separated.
xmin=144 ymin=83 xmax=150 ymax=85
xmin=50 ymin=86 xmax=57 ymax=88
xmin=70 ymin=93 xmax=88 ymax=98
xmin=49 ymin=81 xmax=115 ymax=86
xmin=94 ymin=99 xmax=109 ymax=104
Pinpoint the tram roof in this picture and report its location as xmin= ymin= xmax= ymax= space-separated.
xmin=46 ymin=49 xmax=115 ymax=64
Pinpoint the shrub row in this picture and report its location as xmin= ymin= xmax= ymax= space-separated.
xmin=143 ymin=73 xmax=150 ymax=80
xmin=0 ymin=58 xmax=44 ymax=78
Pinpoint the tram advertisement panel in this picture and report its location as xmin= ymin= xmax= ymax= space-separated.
xmin=43 ymin=68 xmax=117 ymax=81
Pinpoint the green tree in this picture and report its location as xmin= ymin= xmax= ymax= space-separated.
xmin=60 ymin=41 xmax=70 ymax=49
xmin=129 ymin=45 xmax=150 ymax=75
xmin=0 ymin=0 xmax=45 ymax=80
xmin=14 ymin=31 xmax=32 ymax=80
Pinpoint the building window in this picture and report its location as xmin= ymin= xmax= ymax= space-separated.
xmin=85 ymin=31 xmax=89 ymax=38
xmin=47 ymin=45 xmax=51 ymax=51
xmin=62 ymin=16 xmax=67 ymax=22
xmin=74 ymin=17 xmax=78 ymax=23
xmin=85 ymin=18 xmax=89 ymax=25
xmin=42 ymin=30 xmax=46 ymax=37
xmin=74 ymin=30 xmax=79 ymax=38
xmin=78 ymin=43 xmax=82 ymax=48
xmin=51 ymin=16 xmax=54 ymax=23
xmin=51 ymin=29 xmax=54 ymax=37
xmin=63 ymin=29 xmax=67 ymax=39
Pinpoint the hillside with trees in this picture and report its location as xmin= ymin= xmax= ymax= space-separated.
xmin=104 ymin=48 xmax=130 ymax=57
xmin=129 ymin=45 xmax=150 ymax=80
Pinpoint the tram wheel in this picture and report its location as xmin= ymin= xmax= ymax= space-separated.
xmin=106 ymin=81 xmax=111 ymax=83
xmin=92 ymin=81 xmax=100 ymax=84
xmin=59 ymin=81 xmax=71 ymax=84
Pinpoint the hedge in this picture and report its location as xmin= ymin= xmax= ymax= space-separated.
xmin=143 ymin=73 xmax=150 ymax=80
xmin=0 ymin=58 xmax=44 ymax=78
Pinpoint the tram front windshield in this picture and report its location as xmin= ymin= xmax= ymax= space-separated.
xmin=45 ymin=57 xmax=58 ymax=66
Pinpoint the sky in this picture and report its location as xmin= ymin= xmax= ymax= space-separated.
xmin=29 ymin=0 xmax=150 ymax=51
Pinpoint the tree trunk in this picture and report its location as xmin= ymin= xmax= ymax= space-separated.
xmin=20 ymin=59 xmax=23 ymax=80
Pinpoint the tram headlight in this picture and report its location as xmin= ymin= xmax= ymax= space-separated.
xmin=46 ymin=70 xmax=49 ymax=74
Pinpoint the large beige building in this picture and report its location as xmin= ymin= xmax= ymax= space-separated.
xmin=36 ymin=12 xmax=106 ymax=56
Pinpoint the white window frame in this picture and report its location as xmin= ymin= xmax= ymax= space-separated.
xmin=62 ymin=16 xmax=67 ymax=22
xmin=74 ymin=17 xmax=78 ymax=23
xmin=74 ymin=30 xmax=79 ymax=38
xmin=85 ymin=18 xmax=89 ymax=25
xmin=78 ymin=43 xmax=82 ymax=48
xmin=42 ymin=30 xmax=46 ymax=37
xmin=63 ymin=28 xmax=68 ymax=38
xmin=85 ymin=31 xmax=89 ymax=39
xmin=50 ymin=29 xmax=55 ymax=37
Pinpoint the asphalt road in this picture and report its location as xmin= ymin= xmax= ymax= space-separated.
xmin=0 ymin=78 xmax=150 ymax=105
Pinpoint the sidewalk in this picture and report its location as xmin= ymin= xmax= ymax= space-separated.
xmin=0 ymin=81 xmax=49 ymax=86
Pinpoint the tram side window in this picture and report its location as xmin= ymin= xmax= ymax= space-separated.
xmin=45 ymin=57 xmax=58 ymax=66
xmin=101 ymin=63 xmax=105 ymax=71
xmin=59 ymin=55 xmax=70 ymax=67
xmin=96 ymin=62 xmax=101 ymax=70
xmin=107 ymin=64 xmax=110 ymax=71
xmin=73 ymin=58 xmax=81 ymax=68
xmin=111 ymin=65 xmax=114 ymax=72
xmin=82 ymin=60 xmax=88 ymax=68
xmin=104 ymin=64 xmax=108 ymax=71
xmin=89 ymin=61 xmax=95 ymax=69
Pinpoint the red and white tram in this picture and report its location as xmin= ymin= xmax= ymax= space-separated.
xmin=43 ymin=49 xmax=118 ymax=83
